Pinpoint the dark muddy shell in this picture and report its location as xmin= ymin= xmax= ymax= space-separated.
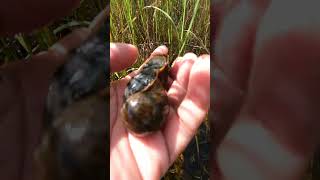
xmin=34 ymin=10 xmax=109 ymax=180
xmin=35 ymin=94 xmax=108 ymax=180
xmin=124 ymin=56 xmax=168 ymax=99
xmin=45 ymin=22 xmax=109 ymax=125
xmin=121 ymin=55 xmax=170 ymax=136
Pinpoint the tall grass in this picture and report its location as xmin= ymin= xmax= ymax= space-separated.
xmin=111 ymin=0 xmax=210 ymax=79
xmin=111 ymin=1 xmax=210 ymax=179
xmin=0 ymin=0 xmax=108 ymax=64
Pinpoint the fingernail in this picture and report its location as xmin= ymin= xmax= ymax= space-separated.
xmin=110 ymin=42 xmax=116 ymax=49
xmin=158 ymin=45 xmax=167 ymax=49
xmin=50 ymin=43 xmax=68 ymax=56
xmin=36 ymin=51 xmax=48 ymax=56
xmin=183 ymin=52 xmax=197 ymax=61
xmin=152 ymin=45 xmax=168 ymax=56
xmin=199 ymin=54 xmax=210 ymax=60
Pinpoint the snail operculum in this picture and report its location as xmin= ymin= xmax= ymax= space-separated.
xmin=121 ymin=55 xmax=170 ymax=136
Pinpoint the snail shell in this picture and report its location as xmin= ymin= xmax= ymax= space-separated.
xmin=121 ymin=55 xmax=170 ymax=136
xmin=35 ymin=94 xmax=108 ymax=180
xmin=34 ymin=9 xmax=109 ymax=180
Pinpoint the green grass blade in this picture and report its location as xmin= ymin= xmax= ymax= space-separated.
xmin=178 ymin=0 xmax=200 ymax=56
xmin=143 ymin=5 xmax=179 ymax=37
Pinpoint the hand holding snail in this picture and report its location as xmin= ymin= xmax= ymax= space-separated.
xmin=110 ymin=43 xmax=210 ymax=180
xmin=121 ymin=55 xmax=170 ymax=136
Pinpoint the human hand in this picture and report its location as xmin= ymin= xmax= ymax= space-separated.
xmin=213 ymin=0 xmax=320 ymax=179
xmin=0 ymin=24 xmax=91 ymax=180
xmin=110 ymin=43 xmax=210 ymax=179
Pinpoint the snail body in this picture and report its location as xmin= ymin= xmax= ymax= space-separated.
xmin=121 ymin=55 xmax=170 ymax=136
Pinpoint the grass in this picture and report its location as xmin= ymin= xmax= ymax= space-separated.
xmin=5 ymin=0 xmax=320 ymax=179
xmin=110 ymin=0 xmax=210 ymax=179
xmin=0 ymin=0 xmax=108 ymax=64
xmin=110 ymin=0 xmax=210 ymax=80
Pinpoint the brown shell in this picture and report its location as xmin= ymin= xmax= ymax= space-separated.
xmin=34 ymin=94 xmax=108 ymax=180
xmin=123 ymin=55 xmax=169 ymax=99
xmin=34 ymin=7 xmax=109 ymax=180
xmin=121 ymin=55 xmax=170 ymax=136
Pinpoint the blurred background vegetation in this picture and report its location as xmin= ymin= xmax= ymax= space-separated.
xmin=111 ymin=0 xmax=210 ymax=179
xmin=3 ymin=0 xmax=320 ymax=179
xmin=0 ymin=0 xmax=108 ymax=65
xmin=0 ymin=0 xmax=211 ymax=179
xmin=2 ymin=0 xmax=320 ymax=179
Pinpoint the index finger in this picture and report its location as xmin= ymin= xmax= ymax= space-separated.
xmin=150 ymin=45 xmax=168 ymax=57
xmin=163 ymin=55 xmax=210 ymax=163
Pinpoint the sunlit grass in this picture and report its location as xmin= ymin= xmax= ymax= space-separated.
xmin=110 ymin=0 xmax=210 ymax=80
xmin=111 ymin=0 xmax=210 ymax=179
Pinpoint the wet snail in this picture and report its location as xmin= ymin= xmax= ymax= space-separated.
xmin=34 ymin=8 xmax=109 ymax=180
xmin=121 ymin=55 xmax=170 ymax=136
xmin=35 ymin=93 xmax=108 ymax=180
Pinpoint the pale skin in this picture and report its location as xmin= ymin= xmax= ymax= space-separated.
xmin=5 ymin=0 xmax=320 ymax=179
xmin=110 ymin=43 xmax=210 ymax=179
xmin=0 ymin=1 xmax=88 ymax=180
xmin=0 ymin=1 xmax=211 ymax=180
xmin=4 ymin=0 xmax=320 ymax=179
xmin=213 ymin=0 xmax=320 ymax=179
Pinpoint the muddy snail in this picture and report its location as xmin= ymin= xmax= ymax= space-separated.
xmin=34 ymin=8 xmax=109 ymax=180
xmin=121 ymin=55 xmax=170 ymax=136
